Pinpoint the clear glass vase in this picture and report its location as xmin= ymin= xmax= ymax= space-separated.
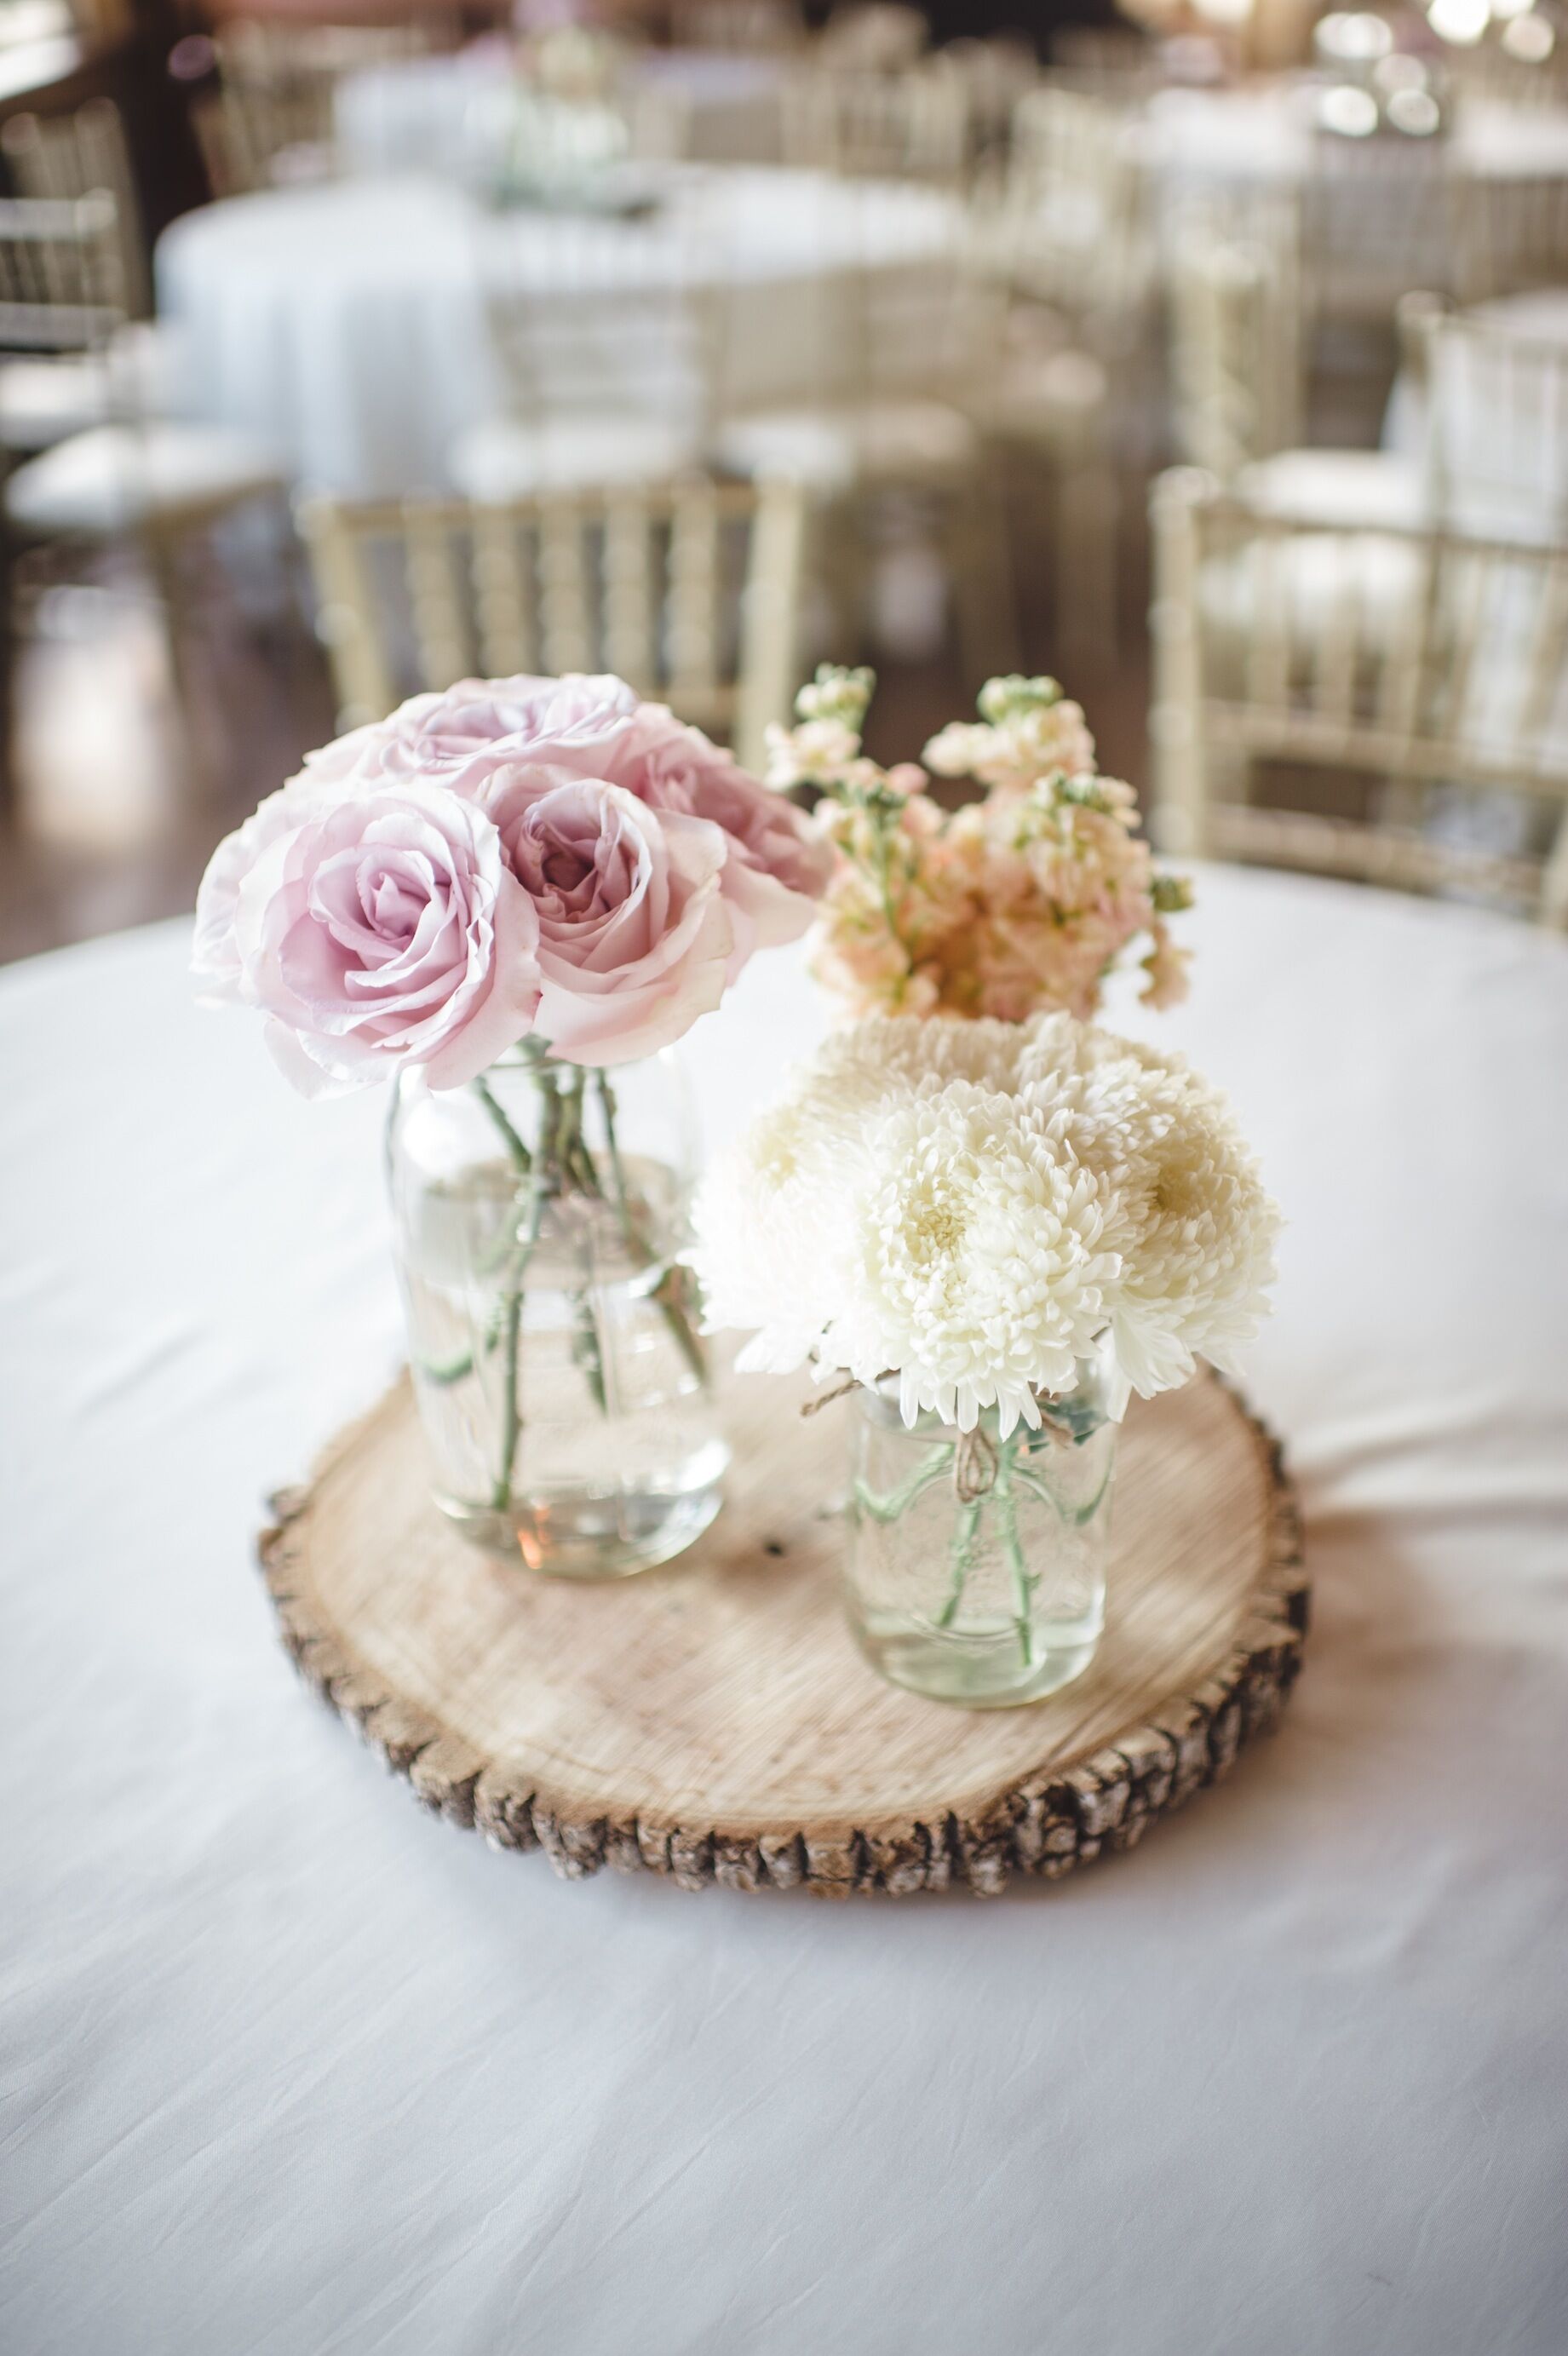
xmin=844 ymin=1340 xmax=1117 ymax=1707
xmin=387 ymin=1047 xmax=727 ymax=1577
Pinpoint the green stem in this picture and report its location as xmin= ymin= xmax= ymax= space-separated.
xmin=472 ymin=1076 xmax=531 ymax=1173
xmin=852 ymin=1444 xmax=955 ymax=1525
xmin=571 ymin=1288 xmax=608 ymax=1415
xmin=493 ymin=1286 xmax=524 ymax=1511
xmin=936 ymin=1499 xmax=983 ymax=1629
xmin=993 ymin=1440 xmax=1037 ymax=1668
xmin=594 ymin=1069 xmax=708 ymax=1389
xmin=1012 ymin=1454 xmax=1115 ymax=1527
xmin=490 ymin=1174 xmax=552 ymax=1513
xmin=595 ymin=1070 xmax=631 ymax=1215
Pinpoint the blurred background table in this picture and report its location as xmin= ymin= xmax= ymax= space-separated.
xmin=3 ymin=865 xmax=1567 ymax=2354
xmin=153 ymin=165 xmax=965 ymax=494
xmin=333 ymin=43 xmax=790 ymax=176
xmin=1146 ymin=83 xmax=1568 ymax=190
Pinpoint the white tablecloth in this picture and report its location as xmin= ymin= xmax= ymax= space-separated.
xmin=335 ymin=47 xmax=786 ymax=177
xmin=155 ymin=168 xmax=958 ymax=496
xmin=3 ymin=867 xmax=1568 ymax=2354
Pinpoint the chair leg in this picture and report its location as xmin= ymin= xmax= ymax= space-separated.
xmin=1539 ymin=804 xmax=1568 ymax=930
xmin=139 ymin=516 xmax=212 ymax=800
xmin=1057 ymin=446 xmax=1118 ymax=667
xmin=947 ymin=457 xmax=1018 ymax=694
xmin=0 ymin=528 xmax=14 ymax=833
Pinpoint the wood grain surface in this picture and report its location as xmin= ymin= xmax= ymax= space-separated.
xmin=260 ymin=1367 xmax=1307 ymax=1898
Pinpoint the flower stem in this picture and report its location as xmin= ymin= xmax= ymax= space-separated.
xmin=472 ymin=1076 xmax=531 ymax=1173
xmin=594 ymin=1069 xmax=708 ymax=1388
xmin=493 ymin=1286 xmax=524 ymax=1511
xmin=936 ymin=1498 xmax=983 ymax=1629
xmin=852 ymin=1445 xmax=954 ymax=1525
xmin=993 ymin=1440 xmax=1037 ymax=1667
xmin=490 ymin=1174 xmax=553 ymax=1513
xmin=571 ymin=1288 xmax=608 ymax=1415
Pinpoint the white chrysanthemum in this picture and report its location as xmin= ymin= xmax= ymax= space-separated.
xmin=689 ymin=1094 xmax=861 ymax=1371
xmin=1010 ymin=1012 xmax=1279 ymax=1398
xmin=690 ymin=1011 xmax=1278 ymax=1427
xmin=1100 ymin=1080 xmax=1279 ymax=1399
xmin=812 ymin=1011 xmax=1025 ymax=1094
xmin=820 ymin=1082 xmax=1119 ymax=1436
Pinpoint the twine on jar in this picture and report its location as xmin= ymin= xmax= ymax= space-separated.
xmin=953 ymin=1424 xmax=999 ymax=1503
xmin=800 ymin=1374 xmax=859 ymax=1417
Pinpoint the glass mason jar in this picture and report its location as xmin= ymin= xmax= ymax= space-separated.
xmin=844 ymin=1338 xmax=1118 ymax=1707
xmin=386 ymin=1046 xmax=727 ymax=1577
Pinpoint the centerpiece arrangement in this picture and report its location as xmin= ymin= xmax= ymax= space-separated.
xmin=686 ymin=664 xmax=1277 ymax=1705
xmin=193 ymin=672 xmax=830 ymax=1577
xmin=202 ymin=657 xmax=1278 ymax=1721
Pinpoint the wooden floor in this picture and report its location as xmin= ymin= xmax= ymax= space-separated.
xmin=0 ymin=529 xmax=1152 ymax=969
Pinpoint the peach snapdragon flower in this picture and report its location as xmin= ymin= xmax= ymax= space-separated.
xmin=766 ymin=669 xmax=1192 ymax=1028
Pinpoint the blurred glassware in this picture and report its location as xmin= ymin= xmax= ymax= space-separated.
xmin=1314 ymin=11 xmax=1398 ymax=66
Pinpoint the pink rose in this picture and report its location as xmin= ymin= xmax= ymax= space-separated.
xmin=193 ymin=781 xmax=542 ymax=1098
xmin=302 ymin=673 xmax=640 ymax=795
xmin=602 ymin=707 xmax=833 ymax=968
xmin=485 ymin=771 xmax=734 ymax=1065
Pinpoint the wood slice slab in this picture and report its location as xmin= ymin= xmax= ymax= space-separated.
xmin=261 ymin=1368 xmax=1306 ymax=1898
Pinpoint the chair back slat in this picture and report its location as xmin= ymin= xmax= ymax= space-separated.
xmin=484 ymin=228 xmax=721 ymax=451
xmin=781 ymin=66 xmax=969 ymax=183
xmin=298 ymin=478 xmax=805 ymax=774
xmin=1149 ymin=468 xmax=1568 ymax=925
xmin=198 ymin=20 xmax=437 ymax=195
xmin=999 ymin=82 xmax=1150 ymax=329
xmin=735 ymin=474 xmax=808 ymax=773
xmin=471 ymin=509 xmax=538 ymax=681
xmin=1168 ymin=203 xmax=1303 ymax=475
xmin=665 ymin=475 xmax=723 ymax=716
xmin=1403 ymin=297 xmax=1568 ymax=548
xmin=537 ymin=496 xmax=596 ymax=678
xmin=601 ymin=491 xmax=658 ymax=689
xmin=2 ymin=100 xmax=148 ymax=317
xmin=296 ymin=498 xmax=398 ymax=726
xmin=1453 ymin=172 xmax=1568 ymax=304
xmin=0 ymin=193 xmax=124 ymax=357
xmin=1519 ymin=556 xmax=1568 ymax=752
xmin=404 ymin=509 xmax=474 ymax=692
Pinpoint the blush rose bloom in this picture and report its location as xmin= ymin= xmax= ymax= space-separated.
xmin=192 ymin=780 xmax=543 ymax=1097
xmin=600 ymin=707 xmax=834 ymax=971
xmin=302 ymin=673 xmax=831 ymax=963
xmin=302 ymin=673 xmax=641 ymax=796
xmin=483 ymin=769 xmax=735 ymax=1065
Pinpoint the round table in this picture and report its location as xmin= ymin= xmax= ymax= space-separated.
xmin=334 ymin=47 xmax=788 ymax=178
xmin=1146 ymin=83 xmax=1568 ymax=187
xmin=1146 ymin=84 xmax=1568 ymax=316
xmin=4 ymin=865 xmax=1568 ymax=2348
xmin=154 ymin=167 xmax=961 ymax=496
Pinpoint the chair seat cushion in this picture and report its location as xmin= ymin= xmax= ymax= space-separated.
xmin=0 ymin=325 xmax=191 ymax=456
xmin=715 ymin=399 xmax=979 ymax=491
xmin=1198 ymin=528 xmax=1427 ymax=645
xmin=5 ymin=422 xmax=283 ymax=537
xmin=0 ymin=359 xmax=115 ymax=454
xmin=1235 ymin=450 xmax=1427 ymax=532
xmin=448 ymin=415 xmax=699 ymax=500
xmin=968 ymin=348 xmax=1108 ymax=446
